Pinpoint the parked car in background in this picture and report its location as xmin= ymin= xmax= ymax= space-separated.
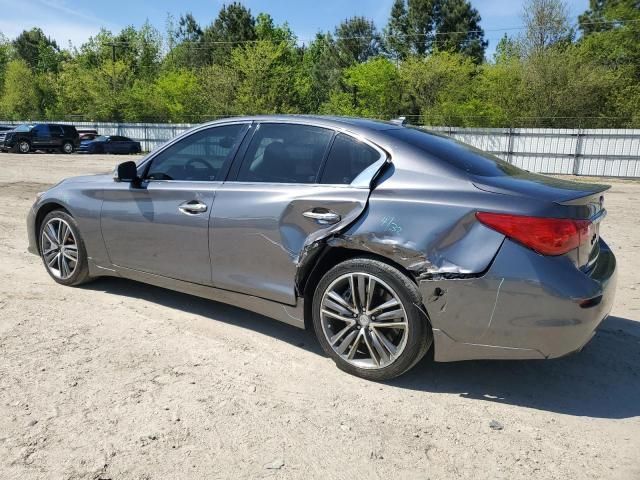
xmin=2 ymin=123 xmax=80 ymax=154
xmin=0 ymin=125 xmax=14 ymax=147
xmin=77 ymin=128 xmax=99 ymax=141
xmin=78 ymin=135 xmax=142 ymax=154
xmin=27 ymin=116 xmax=617 ymax=380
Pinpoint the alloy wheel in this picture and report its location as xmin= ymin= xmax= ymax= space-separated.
xmin=63 ymin=143 xmax=73 ymax=153
xmin=320 ymin=272 xmax=409 ymax=369
xmin=41 ymin=218 xmax=78 ymax=280
xmin=19 ymin=141 xmax=30 ymax=153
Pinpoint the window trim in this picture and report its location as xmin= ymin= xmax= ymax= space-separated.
xmin=139 ymin=122 xmax=251 ymax=183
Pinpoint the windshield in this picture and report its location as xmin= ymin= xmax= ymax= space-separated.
xmin=14 ymin=124 xmax=33 ymax=132
xmin=387 ymin=127 xmax=524 ymax=177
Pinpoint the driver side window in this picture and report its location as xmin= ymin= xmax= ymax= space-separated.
xmin=145 ymin=124 xmax=247 ymax=182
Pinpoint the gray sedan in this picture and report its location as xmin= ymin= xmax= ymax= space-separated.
xmin=26 ymin=116 xmax=617 ymax=380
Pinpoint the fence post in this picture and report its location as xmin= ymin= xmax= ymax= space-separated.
xmin=573 ymin=128 xmax=583 ymax=176
xmin=507 ymin=127 xmax=515 ymax=164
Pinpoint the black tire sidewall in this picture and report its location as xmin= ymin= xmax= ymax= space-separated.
xmin=39 ymin=210 xmax=90 ymax=286
xmin=18 ymin=140 xmax=30 ymax=153
xmin=62 ymin=142 xmax=73 ymax=154
xmin=312 ymin=257 xmax=432 ymax=381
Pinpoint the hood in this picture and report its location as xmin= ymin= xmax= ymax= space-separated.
xmin=57 ymin=173 xmax=113 ymax=185
xmin=472 ymin=171 xmax=610 ymax=203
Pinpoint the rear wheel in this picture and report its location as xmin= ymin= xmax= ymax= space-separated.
xmin=39 ymin=210 xmax=90 ymax=286
xmin=312 ymin=257 xmax=432 ymax=381
xmin=61 ymin=141 xmax=74 ymax=154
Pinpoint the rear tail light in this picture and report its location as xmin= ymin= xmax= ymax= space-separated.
xmin=476 ymin=212 xmax=591 ymax=256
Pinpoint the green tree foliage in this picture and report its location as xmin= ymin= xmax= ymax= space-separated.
xmin=334 ymin=17 xmax=381 ymax=64
xmin=0 ymin=0 xmax=637 ymax=127
xmin=201 ymin=2 xmax=256 ymax=64
xmin=395 ymin=0 xmax=486 ymax=61
xmin=322 ymin=57 xmax=401 ymax=118
xmin=12 ymin=28 xmax=62 ymax=73
xmin=383 ymin=0 xmax=410 ymax=60
xmin=0 ymin=59 xmax=41 ymax=119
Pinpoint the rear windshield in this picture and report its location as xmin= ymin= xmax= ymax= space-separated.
xmin=387 ymin=127 xmax=523 ymax=177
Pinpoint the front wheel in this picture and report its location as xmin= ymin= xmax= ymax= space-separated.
xmin=39 ymin=210 xmax=91 ymax=286
xmin=312 ymin=257 xmax=432 ymax=381
xmin=18 ymin=140 xmax=30 ymax=153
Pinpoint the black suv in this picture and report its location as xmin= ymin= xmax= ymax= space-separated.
xmin=2 ymin=124 xmax=80 ymax=154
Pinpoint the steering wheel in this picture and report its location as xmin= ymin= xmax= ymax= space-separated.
xmin=185 ymin=158 xmax=215 ymax=180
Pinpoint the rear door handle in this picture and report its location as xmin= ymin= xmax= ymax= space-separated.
xmin=303 ymin=209 xmax=341 ymax=225
xmin=178 ymin=200 xmax=208 ymax=215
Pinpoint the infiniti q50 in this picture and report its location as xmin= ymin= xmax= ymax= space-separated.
xmin=27 ymin=116 xmax=617 ymax=380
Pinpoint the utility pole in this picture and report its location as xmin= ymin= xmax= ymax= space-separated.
xmin=102 ymin=42 xmax=117 ymax=92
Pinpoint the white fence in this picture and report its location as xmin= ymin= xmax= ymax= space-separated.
xmin=429 ymin=127 xmax=640 ymax=178
xmin=2 ymin=121 xmax=640 ymax=177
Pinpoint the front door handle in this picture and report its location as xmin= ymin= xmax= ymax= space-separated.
xmin=178 ymin=200 xmax=208 ymax=215
xmin=303 ymin=209 xmax=341 ymax=225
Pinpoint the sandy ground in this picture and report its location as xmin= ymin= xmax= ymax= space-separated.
xmin=0 ymin=152 xmax=639 ymax=480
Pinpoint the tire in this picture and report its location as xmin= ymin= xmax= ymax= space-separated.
xmin=18 ymin=140 xmax=30 ymax=154
xmin=39 ymin=210 xmax=91 ymax=286
xmin=61 ymin=141 xmax=74 ymax=154
xmin=312 ymin=257 xmax=432 ymax=381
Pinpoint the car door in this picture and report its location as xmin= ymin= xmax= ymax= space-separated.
xmin=31 ymin=124 xmax=51 ymax=149
xmin=100 ymin=123 xmax=250 ymax=285
xmin=210 ymin=122 xmax=387 ymax=305
xmin=48 ymin=125 xmax=64 ymax=148
xmin=111 ymin=136 xmax=125 ymax=153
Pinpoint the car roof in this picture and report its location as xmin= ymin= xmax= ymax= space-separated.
xmin=205 ymin=115 xmax=403 ymax=133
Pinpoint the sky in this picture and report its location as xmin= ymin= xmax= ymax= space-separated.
xmin=1 ymin=0 xmax=590 ymax=57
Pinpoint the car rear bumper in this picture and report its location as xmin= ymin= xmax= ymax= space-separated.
xmin=420 ymin=238 xmax=617 ymax=362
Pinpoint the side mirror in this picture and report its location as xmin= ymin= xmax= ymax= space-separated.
xmin=114 ymin=161 xmax=139 ymax=183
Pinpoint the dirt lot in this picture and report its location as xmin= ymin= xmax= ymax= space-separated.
xmin=0 ymin=152 xmax=639 ymax=480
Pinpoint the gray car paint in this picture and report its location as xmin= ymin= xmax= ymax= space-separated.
xmin=26 ymin=115 xmax=617 ymax=362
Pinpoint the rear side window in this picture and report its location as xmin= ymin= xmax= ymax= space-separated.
xmin=237 ymin=123 xmax=333 ymax=184
xmin=387 ymin=127 xmax=523 ymax=177
xmin=320 ymin=134 xmax=381 ymax=184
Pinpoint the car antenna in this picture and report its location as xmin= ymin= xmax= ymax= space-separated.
xmin=390 ymin=116 xmax=407 ymax=126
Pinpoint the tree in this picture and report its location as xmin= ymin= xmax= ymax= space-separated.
xmin=334 ymin=17 xmax=380 ymax=64
xmin=230 ymin=40 xmax=298 ymax=114
xmin=388 ymin=0 xmax=486 ymax=61
xmin=407 ymin=0 xmax=436 ymax=55
xmin=321 ymin=57 xmax=401 ymax=118
xmin=383 ymin=0 xmax=410 ymax=60
xmin=0 ymin=34 xmax=12 ymax=92
xmin=12 ymin=28 xmax=62 ymax=73
xmin=435 ymin=0 xmax=487 ymax=62
xmin=0 ymin=60 xmax=41 ymax=119
xmin=201 ymin=2 xmax=256 ymax=64
xmin=298 ymin=33 xmax=344 ymax=113
xmin=494 ymin=34 xmax=523 ymax=63
xmin=399 ymin=52 xmax=477 ymax=123
xmin=520 ymin=0 xmax=574 ymax=55
xmin=198 ymin=64 xmax=239 ymax=118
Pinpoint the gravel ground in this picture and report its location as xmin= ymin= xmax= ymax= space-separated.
xmin=0 ymin=153 xmax=639 ymax=480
